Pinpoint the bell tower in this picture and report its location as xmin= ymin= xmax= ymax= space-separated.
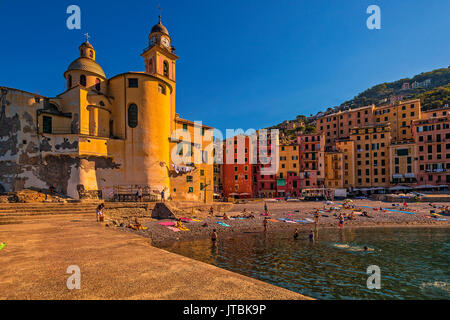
xmin=142 ymin=7 xmax=178 ymax=83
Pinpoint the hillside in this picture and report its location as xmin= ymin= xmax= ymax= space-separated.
xmin=340 ymin=67 xmax=450 ymax=110
xmin=270 ymin=66 xmax=450 ymax=141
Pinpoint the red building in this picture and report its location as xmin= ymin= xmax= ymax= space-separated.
xmin=222 ymin=135 xmax=253 ymax=198
xmin=252 ymin=131 xmax=279 ymax=198
xmin=412 ymin=115 xmax=450 ymax=186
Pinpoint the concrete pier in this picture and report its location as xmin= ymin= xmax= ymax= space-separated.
xmin=0 ymin=212 xmax=309 ymax=300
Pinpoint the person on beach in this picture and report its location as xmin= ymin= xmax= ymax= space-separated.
xmin=175 ymin=219 xmax=182 ymax=229
xmin=264 ymin=202 xmax=268 ymax=214
xmin=211 ymin=229 xmax=218 ymax=243
xmin=338 ymin=213 xmax=344 ymax=229
xmin=161 ymin=189 xmax=165 ymax=202
xmin=96 ymin=203 xmax=105 ymax=222
xmin=309 ymin=230 xmax=314 ymax=241
xmin=263 ymin=217 xmax=269 ymax=232
xmin=209 ymin=206 xmax=214 ymax=216
xmin=136 ymin=187 xmax=143 ymax=202
xmin=293 ymin=228 xmax=299 ymax=240
xmin=223 ymin=212 xmax=230 ymax=220
xmin=314 ymin=211 xmax=320 ymax=231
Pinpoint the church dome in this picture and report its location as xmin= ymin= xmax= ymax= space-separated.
xmin=151 ymin=22 xmax=169 ymax=36
xmin=66 ymin=57 xmax=106 ymax=79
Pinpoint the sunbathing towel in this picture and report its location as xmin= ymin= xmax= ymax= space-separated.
xmin=285 ymin=220 xmax=297 ymax=223
xmin=294 ymin=219 xmax=312 ymax=223
xmin=180 ymin=217 xmax=193 ymax=221
xmin=268 ymin=219 xmax=279 ymax=222
xmin=159 ymin=221 xmax=175 ymax=226
xmin=178 ymin=225 xmax=190 ymax=231
xmin=435 ymin=218 xmax=447 ymax=221
xmin=305 ymin=218 xmax=314 ymax=223
xmin=287 ymin=213 xmax=293 ymax=216
xmin=192 ymin=219 xmax=203 ymax=222
xmin=217 ymin=221 xmax=231 ymax=227
xmin=167 ymin=226 xmax=181 ymax=232
xmin=277 ymin=218 xmax=290 ymax=221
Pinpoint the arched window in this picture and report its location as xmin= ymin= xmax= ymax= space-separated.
xmin=158 ymin=84 xmax=166 ymax=95
xmin=163 ymin=60 xmax=169 ymax=77
xmin=89 ymin=50 xmax=93 ymax=58
xmin=67 ymin=75 xmax=72 ymax=89
xmin=95 ymin=78 xmax=101 ymax=91
xmin=128 ymin=104 xmax=138 ymax=128
xmin=80 ymin=75 xmax=86 ymax=86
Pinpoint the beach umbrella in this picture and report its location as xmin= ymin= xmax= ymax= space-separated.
xmin=389 ymin=186 xmax=412 ymax=191
xmin=415 ymin=185 xmax=435 ymax=189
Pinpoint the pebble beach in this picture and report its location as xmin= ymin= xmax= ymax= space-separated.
xmin=109 ymin=199 xmax=450 ymax=247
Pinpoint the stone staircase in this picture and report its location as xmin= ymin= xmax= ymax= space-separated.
xmin=0 ymin=202 xmax=100 ymax=224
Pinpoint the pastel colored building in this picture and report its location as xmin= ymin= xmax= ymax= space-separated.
xmin=412 ymin=115 xmax=450 ymax=186
xmin=277 ymin=143 xmax=300 ymax=196
xmin=324 ymin=151 xmax=343 ymax=189
xmin=421 ymin=106 xmax=450 ymax=119
xmin=222 ymin=135 xmax=253 ymax=198
xmin=374 ymin=99 xmax=421 ymax=143
xmin=298 ymin=133 xmax=325 ymax=188
xmin=350 ymin=124 xmax=391 ymax=188
xmin=0 ymin=16 xmax=214 ymax=202
xmin=316 ymin=105 xmax=375 ymax=150
xmin=252 ymin=131 xmax=279 ymax=198
xmin=335 ymin=139 xmax=356 ymax=190
xmin=388 ymin=142 xmax=417 ymax=185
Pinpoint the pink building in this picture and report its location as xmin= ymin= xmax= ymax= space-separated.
xmin=412 ymin=115 xmax=450 ymax=186
xmin=298 ymin=134 xmax=325 ymax=188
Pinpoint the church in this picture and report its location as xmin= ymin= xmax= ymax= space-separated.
xmin=0 ymin=15 xmax=214 ymax=202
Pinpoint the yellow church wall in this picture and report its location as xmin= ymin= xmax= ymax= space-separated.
xmin=106 ymin=73 xmax=172 ymax=195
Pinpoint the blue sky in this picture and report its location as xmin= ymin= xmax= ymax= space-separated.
xmin=0 ymin=0 xmax=449 ymax=133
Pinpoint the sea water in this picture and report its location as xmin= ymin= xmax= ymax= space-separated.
xmin=160 ymin=227 xmax=450 ymax=299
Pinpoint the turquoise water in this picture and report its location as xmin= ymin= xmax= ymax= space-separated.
xmin=160 ymin=227 xmax=450 ymax=299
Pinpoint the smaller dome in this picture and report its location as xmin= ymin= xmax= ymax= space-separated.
xmin=66 ymin=57 xmax=106 ymax=79
xmin=80 ymin=41 xmax=94 ymax=49
xmin=151 ymin=23 xmax=169 ymax=36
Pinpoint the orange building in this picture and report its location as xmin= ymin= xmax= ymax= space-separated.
xmin=324 ymin=151 xmax=343 ymax=188
xmin=316 ymin=105 xmax=375 ymax=150
xmin=335 ymin=139 xmax=356 ymax=189
xmin=374 ymin=99 xmax=421 ymax=142
xmin=350 ymin=124 xmax=391 ymax=188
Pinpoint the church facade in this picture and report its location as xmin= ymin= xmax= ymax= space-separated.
xmin=0 ymin=18 xmax=214 ymax=202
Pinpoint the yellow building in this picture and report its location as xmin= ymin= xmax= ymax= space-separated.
xmin=389 ymin=142 xmax=417 ymax=185
xmin=374 ymin=99 xmax=421 ymax=142
xmin=0 ymin=16 xmax=214 ymax=202
xmin=336 ymin=139 xmax=355 ymax=189
xmin=350 ymin=124 xmax=391 ymax=188
xmin=324 ymin=151 xmax=343 ymax=188
xmin=278 ymin=144 xmax=300 ymax=180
